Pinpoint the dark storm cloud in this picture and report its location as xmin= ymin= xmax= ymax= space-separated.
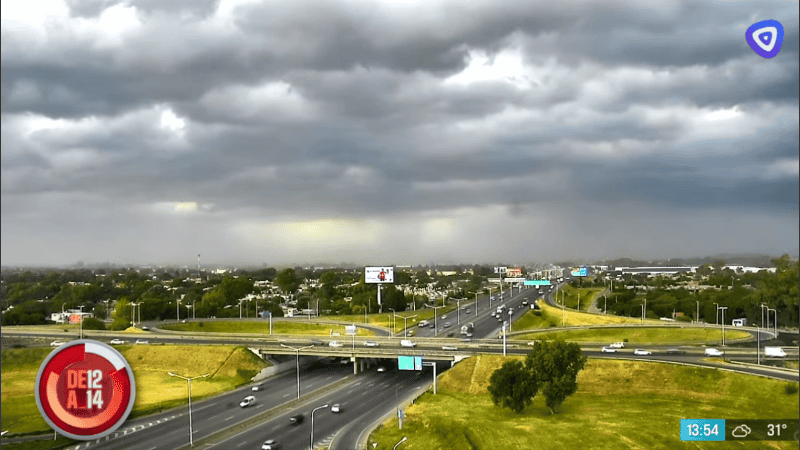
xmin=1 ymin=0 xmax=798 ymax=266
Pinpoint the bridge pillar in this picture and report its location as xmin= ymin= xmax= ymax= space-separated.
xmin=360 ymin=358 xmax=365 ymax=372
xmin=353 ymin=357 xmax=359 ymax=375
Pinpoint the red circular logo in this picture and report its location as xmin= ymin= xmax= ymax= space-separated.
xmin=35 ymin=340 xmax=136 ymax=440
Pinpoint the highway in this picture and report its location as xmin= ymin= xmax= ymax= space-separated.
xmin=70 ymin=360 xmax=352 ymax=450
xmin=4 ymin=278 xmax=797 ymax=450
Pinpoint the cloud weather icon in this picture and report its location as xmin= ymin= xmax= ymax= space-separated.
xmin=732 ymin=425 xmax=751 ymax=438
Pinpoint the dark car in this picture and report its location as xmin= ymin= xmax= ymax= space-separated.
xmin=666 ymin=348 xmax=685 ymax=354
xmin=289 ymin=414 xmax=304 ymax=425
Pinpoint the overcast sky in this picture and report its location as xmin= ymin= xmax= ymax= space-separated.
xmin=2 ymin=0 xmax=798 ymax=268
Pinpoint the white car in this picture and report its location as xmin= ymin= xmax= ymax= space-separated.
xmin=377 ymin=366 xmax=386 ymax=372
xmin=239 ymin=396 xmax=256 ymax=408
xmin=252 ymin=383 xmax=265 ymax=391
xmin=441 ymin=315 xmax=447 ymax=320
xmin=50 ymin=341 xmax=66 ymax=347
xmin=490 ymin=312 xmax=496 ymax=317
xmin=705 ymin=348 xmax=724 ymax=357
xmin=442 ymin=346 xmax=458 ymax=351
xmin=261 ymin=439 xmax=282 ymax=450
xmin=364 ymin=340 xmax=379 ymax=347
xmin=331 ymin=404 xmax=341 ymax=413
xmin=110 ymin=339 xmax=125 ymax=345
xmin=633 ymin=349 xmax=652 ymax=356
xmin=329 ymin=341 xmax=343 ymax=348
xmin=601 ymin=347 xmax=617 ymax=353
xmin=609 ymin=342 xmax=625 ymax=349
xmin=400 ymin=340 xmax=416 ymax=348
xmin=134 ymin=339 xmax=149 ymax=345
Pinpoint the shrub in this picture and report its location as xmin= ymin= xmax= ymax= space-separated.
xmin=785 ymin=383 xmax=798 ymax=395
xmin=82 ymin=317 xmax=106 ymax=330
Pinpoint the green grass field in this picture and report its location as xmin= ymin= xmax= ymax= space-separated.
xmin=0 ymin=345 xmax=269 ymax=438
xmin=369 ymin=355 xmax=799 ymax=450
xmin=331 ymin=306 xmax=458 ymax=333
xmin=161 ymin=321 xmax=374 ymax=336
xmin=511 ymin=327 xmax=751 ymax=344
xmin=516 ymin=302 xmax=663 ymax=329
xmin=553 ymin=285 xmax=606 ymax=311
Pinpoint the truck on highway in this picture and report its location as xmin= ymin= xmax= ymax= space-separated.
xmin=460 ymin=322 xmax=474 ymax=336
xmin=418 ymin=320 xmax=429 ymax=328
xmin=765 ymin=347 xmax=786 ymax=357
xmin=732 ymin=318 xmax=747 ymax=326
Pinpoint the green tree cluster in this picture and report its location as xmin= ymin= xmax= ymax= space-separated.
xmin=488 ymin=340 xmax=587 ymax=415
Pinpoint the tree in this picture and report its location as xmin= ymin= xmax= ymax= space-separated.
xmin=525 ymin=340 xmax=587 ymax=414
xmin=82 ymin=317 xmax=106 ymax=330
xmin=275 ymin=268 xmax=301 ymax=294
xmin=487 ymin=360 xmax=539 ymax=414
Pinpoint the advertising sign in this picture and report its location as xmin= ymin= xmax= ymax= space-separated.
xmin=571 ymin=267 xmax=588 ymax=277
xmin=345 ymin=325 xmax=358 ymax=336
xmin=506 ymin=268 xmax=522 ymax=278
xmin=493 ymin=267 xmax=507 ymax=274
xmin=35 ymin=340 xmax=136 ymax=440
xmin=365 ymin=266 xmax=394 ymax=284
xmin=69 ymin=314 xmax=82 ymax=325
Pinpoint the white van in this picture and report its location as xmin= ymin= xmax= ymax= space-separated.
xmin=400 ymin=340 xmax=416 ymax=348
xmin=418 ymin=320 xmax=429 ymax=328
xmin=705 ymin=348 xmax=724 ymax=357
xmin=765 ymin=347 xmax=786 ymax=358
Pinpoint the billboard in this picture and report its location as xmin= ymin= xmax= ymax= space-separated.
xmin=365 ymin=266 xmax=394 ymax=283
xmin=571 ymin=267 xmax=588 ymax=277
xmin=506 ymin=267 xmax=522 ymax=278
xmin=69 ymin=314 xmax=82 ymax=324
xmin=494 ymin=266 xmax=507 ymax=274
xmin=345 ymin=325 xmax=358 ymax=336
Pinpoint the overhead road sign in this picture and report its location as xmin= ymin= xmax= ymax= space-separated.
xmin=398 ymin=356 xmax=423 ymax=371
xmin=524 ymin=280 xmax=552 ymax=286
xmin=571 ymin=267 xmax=588 ymax=277
xmin=504 ymin=277 xmax=526 ymax=283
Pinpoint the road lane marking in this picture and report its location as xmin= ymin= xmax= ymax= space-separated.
xmin=225 ymin=415 xmax=235 ymax=421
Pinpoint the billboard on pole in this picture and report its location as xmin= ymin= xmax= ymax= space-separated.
xmin=365 ymin=267 xmax=394 ymax=283
xmin=506 ymin=268 xmax=522 ymax=278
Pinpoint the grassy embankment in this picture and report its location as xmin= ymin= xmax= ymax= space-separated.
xmin=513 ymin=300 xmax=663 ymax=329
xmin=553 ymin=285 xmax=606 ymax=312
xmin=161 ymin=321 xmax=374 ymax=336
xmin=331 ymin=305 xmax=458 ymax=333
xmin=1 ymin=344 xmax=269 ymax=442
xmin=512 ymin=327 xmax=751 ymax=345
xmin=369 ymin=355 xmax=800 ymax=450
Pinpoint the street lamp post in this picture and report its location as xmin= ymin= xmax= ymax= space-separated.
xmin=177 ymin=299 xmax=181 ymax=323
xmin=755 ymin=324 xmax=761 ymax=365
xmin=400 ymin=315 xmax=416 ymax=338
xmin=78 ymin=305 xmax=85 ymax=339
xmin=167 ymin=372 xmax=209 ymax=447
xmin=489 ymin=288 xmax=493 ymax=308
xmin=280 ymin=344 xmax=313 ymax=399
xmin=456 ymin=299 xmax=461 ymax=326
xmin=103 ymin=299 xmax=110 ymax=321
xmin=432 ymin=306 xmax=444 ymax=335
xmin=388 ymin=308 xmax=396 ymax=335
xmin=718 ymin=306 xmax=728 ymax=346
xmin=393 ymin=436 xmax=408 ymax=450
xmin=767 ymin=308 xmax=777 ymax=338
xmin=696 ymin=301 xmax=699 ymax=323
xmin=713 ymin=303 xmax=719 ymax=325
xmin=310 ymin=403 xmax=329 ymax=450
